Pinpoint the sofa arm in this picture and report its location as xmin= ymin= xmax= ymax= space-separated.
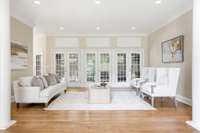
xmin=14 ymin=86 xmax=41 ymax=103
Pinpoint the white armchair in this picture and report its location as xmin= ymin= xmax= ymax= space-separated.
xmin=130 ymin=67 xmax=156 ymax=95
xmin=141 ymin=68 xmax=180 ymax=107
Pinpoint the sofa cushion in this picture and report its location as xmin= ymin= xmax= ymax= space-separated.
xmin=49 ymin=73 xmax=60 ymax=83
xmin=44 ymin=75 xmax=57 ymax=86
xmin=40 ymin=76 xmax=48 ymax=88
xmin=31 ymin=76 xmax=45 ymax=90
xmin=40 ymin=82 xmax=66 ymax=97
xmin=18 ymin=77 xmax=33 ymax=87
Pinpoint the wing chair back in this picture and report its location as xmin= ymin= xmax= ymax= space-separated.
xmin=141 ymin=67 xmax=156 ymax=82
xmin=168 ymin=68 xmax=180 ymax=96
xmin=155 ymin=68 xmax=168 ymax=86
xmin=154 ymin=67 xmax=180 ymax=97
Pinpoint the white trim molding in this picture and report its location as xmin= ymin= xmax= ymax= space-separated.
xmin=0 ymin=120 xmax=16 ymax=130
xmin=186 ymin=121 xmax=200 ymax=131
xmin=176 ymin=95 xmax=192 ymax=106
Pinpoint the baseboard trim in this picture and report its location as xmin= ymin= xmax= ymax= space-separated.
xmin=186 ymin=121 xmax=200 ymax=131
xmin=0 ymin=120 xmax=16 ymax=130
xmin=176 ymin=95 xmax=192 ymax=106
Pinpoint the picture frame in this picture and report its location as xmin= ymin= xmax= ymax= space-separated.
xmin=161 ymin=35 xmax=184 ymax=63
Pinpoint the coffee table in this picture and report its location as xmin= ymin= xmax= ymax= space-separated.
xmin=88 ymin=84 xmax=111 ymax=104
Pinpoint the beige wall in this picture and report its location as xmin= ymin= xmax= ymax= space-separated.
xmin=33 ymin=27 xmax=47 ymax=75
xmin=148 ymin=11 xmax=192 ymax=99
xmin=11 ymin=17 xmax=33 ymax=93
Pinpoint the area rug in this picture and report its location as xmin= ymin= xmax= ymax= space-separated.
xmin=45 ymin=90 xmax=155 ymax=110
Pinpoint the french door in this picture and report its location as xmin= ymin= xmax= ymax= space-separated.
xmin=55 ymin=52 xmax=65 ymax=80
xmin=66 ymin=51 xmax=81 ymax=87
xmin=54 ymin=49 xmax=142 ymax=87
xmin=98 ymin=51 xmax=111 ymax=82
xmin=115 ymin=50 xmax=141 ymax=84
xmin=85 ymin=50 xmax=111 ymax=83
xmin=86 ymin=52 xmax=97 ymax=82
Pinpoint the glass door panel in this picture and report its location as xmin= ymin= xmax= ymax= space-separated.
xmin=86 ymin=53 xmax=96 ymax=82
xmin=68 ymin=53 xmax=79 ymax=82
xmin=36 ymin=55 xmax=42 ymax=76
xmin=131 ymin=53 xmax=140 ymax=79
xmin=117 ymin=53 xmax=127 ymax=82
xmin=99 ymin=53 xmax=110 ymax=82
xmin=55 ymin=53 xmax=65 ymax=79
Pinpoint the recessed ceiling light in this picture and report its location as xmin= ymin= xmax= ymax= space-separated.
xmin=155 ymin=0 xmax=162 ymax=5
xmin=95 ymin=0 xmax=101 ymax=5
xmin=131 ymin=26 xmax=136 ymax=30
xmin=59 ymin=26 xmax=64 ymax=30
xmin=96 ymin=26 xmax=101 ymax=31
xmin=34 ymin=0 xmax=41 ymax=5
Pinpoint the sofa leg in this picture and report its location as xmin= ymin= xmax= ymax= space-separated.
xmin=44 ymin=103 xmax=48 ymax=108
xmin=16 ymin=103 xmax=20 ymax=109
xmin=151 ymin=97 xmax=154 ymax=107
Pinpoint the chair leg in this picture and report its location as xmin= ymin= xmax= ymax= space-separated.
xmin=151 ymin=97 xmax=154 ymax=107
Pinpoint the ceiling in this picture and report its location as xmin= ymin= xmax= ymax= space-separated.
xmin=10 ymin=0 xmax=193 ymax=36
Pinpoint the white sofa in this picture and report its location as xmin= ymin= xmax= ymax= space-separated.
xmin=13 ymin=76 xmax=66 ymax=107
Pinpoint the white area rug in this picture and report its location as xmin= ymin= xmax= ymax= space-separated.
xmin=45 ymin=91 xmax=155 ymax=110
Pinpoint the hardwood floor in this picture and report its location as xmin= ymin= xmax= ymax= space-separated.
xmin=1 ymin=88 xmax=199 ymax=133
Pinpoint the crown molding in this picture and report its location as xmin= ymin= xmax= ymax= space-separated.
xmin=47 ymin=33 xmax=147 ymax=37
xmin=147 ymin=6 xmax=193 ymax=36
xmin=11 ymin=14 xmax=34 ymax=28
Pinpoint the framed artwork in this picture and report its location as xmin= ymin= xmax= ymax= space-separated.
xmin=162 ymin=35 xmax=184 ymax=63
xmin=11 ymin=41 xmax=28 ymax=70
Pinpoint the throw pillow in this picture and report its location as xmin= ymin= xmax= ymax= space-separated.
xmin=31 ymin=76 xmax=45 ymax=90
xmin=49 ymin=73 xmax=60 ymax=83
xmin=18 ymin=77 xmax=33 ymax=87
xmin=40 ymin=76 xmax=49 ymax=88
xmin=44 ymin=75 xmax=57 ymax=86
